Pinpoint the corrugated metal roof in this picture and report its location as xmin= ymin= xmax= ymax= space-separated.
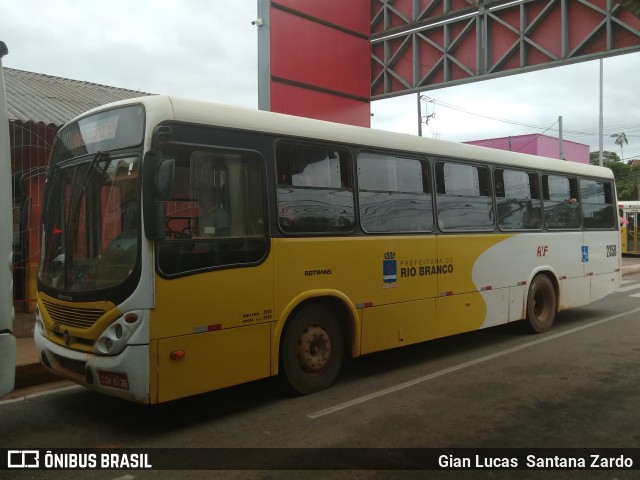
xmin=4 ymin=68 xmax=153 ymax=126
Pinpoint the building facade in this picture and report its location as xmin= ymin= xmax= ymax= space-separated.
xmin=5 ymin=68 xmax=150 ymax=317
xmin=466 ymin=134 xmax=590 ymax=164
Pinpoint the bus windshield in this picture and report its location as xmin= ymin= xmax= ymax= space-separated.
xmin=39 ymin=155 xmax=141 ymax=293
xmin=39 ymin=105 xmax=145 ymax=296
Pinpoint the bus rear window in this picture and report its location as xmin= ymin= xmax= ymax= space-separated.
xmin=581 ymin=179 xmax=616 ymax=229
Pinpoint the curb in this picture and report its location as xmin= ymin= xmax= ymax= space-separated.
xmin=623 ymin=264 xmax=640 ymax=277
xmin=15 ymin=363 xmax=60 ymax=390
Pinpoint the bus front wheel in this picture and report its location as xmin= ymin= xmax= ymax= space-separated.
xmin=280 ymin=304 xmax=344 ymax=394
xmin=526 ymin=274 xmax=557 ymax=333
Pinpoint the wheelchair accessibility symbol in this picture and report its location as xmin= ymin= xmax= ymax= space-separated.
xmin=581 ymin=246 xmax=589 ymax=262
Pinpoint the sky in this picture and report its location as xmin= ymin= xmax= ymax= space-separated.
xmin=1 ymin=0 xmax=640 ymax=160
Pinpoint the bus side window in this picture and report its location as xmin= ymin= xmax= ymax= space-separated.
xmin=158 ymin=147 xmax=267 ymax=276
xmin=494 ymin=170 xmax=505 ymax=198
xmin=529 ymin=173 xmax=540 ymax=199
xmin=357 ymin=152 xmax=433 ymax=233
xmin=435 ymin=162 xmax=446 ymax=194
xmin=191 ymin=151 xmax=230 ymax=237
xmin=436 ymin=161 xmax=493 ymax=231
xmin=276 ymin=143 xmax=354 ymax=234
xmin=543 ymin=175 xmax=580 ymax=229
xmin=495 ymin=169 xmax=541 ymax=230
xmin=581 ymin=179 xmax=615 ymax=229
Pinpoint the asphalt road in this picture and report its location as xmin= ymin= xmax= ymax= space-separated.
xmin=2 ymin=274 xmax=640 ymax=480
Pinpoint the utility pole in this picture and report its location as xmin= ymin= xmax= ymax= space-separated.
xmin=599 ymin=58 xmax=604 ymax=166
xmin=417 ymin=95 xmax=435 ymax=137
xmin=417 ymin=93 xmax=422 ymax=137
xmin=558 ymin=116 xmax=564 ymax=160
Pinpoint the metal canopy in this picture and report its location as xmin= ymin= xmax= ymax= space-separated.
xmin=371 ymin=0 xmax=640 ymax=100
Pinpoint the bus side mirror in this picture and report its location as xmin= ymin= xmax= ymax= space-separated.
xmin=143 ymin=152 xmax=174 ymax=240
xmin=156 ymin=158 xmax=174 ymax=202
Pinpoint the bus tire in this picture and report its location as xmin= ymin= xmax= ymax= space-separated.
xmin=280 ymin=304 xmax=344 ymax=395
xmin=526 ymin=274 xmax=556 ymax=333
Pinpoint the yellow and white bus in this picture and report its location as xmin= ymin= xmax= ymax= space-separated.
xmin=619 ymin=200 xmax=640 ymax=255
xmin=35 ymin=95 xmax=621 ymax=404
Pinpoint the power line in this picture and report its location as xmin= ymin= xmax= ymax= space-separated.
xmin=430 ymin=97 xmax=640 ymax=139
xmin=513 ymin=119 xmax=560 ymax=153
xmin=433 ymin=98 xmax=548 ymax=130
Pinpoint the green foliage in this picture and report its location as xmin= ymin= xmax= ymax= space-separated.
xmin=610 ymin=132 xmax=629 ymax=161
xmin=590 ymin=150 xmax=621 ymax=166
xmin=591 ymin=150 xmax=640 ymax=200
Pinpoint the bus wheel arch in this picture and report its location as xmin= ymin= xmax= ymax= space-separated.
xmin=525 ymin=272 xmax=558 ymax=333
xmin=278 ymin=296 xmax=355 ymax=394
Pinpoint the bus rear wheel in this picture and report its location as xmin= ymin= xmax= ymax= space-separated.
xmin=526 ymin=274 xmax=557 ymax=333
xmin=280 ymin=304 xmax=344 ymax=394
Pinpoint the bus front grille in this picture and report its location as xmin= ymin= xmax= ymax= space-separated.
xmin=42 ymin=301 xmax=105 ymax=329
xmin=52 ymin=353 xmax=86 ymax=377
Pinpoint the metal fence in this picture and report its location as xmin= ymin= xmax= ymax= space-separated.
xmin=10 ymin=121 xmax=56 ymax=314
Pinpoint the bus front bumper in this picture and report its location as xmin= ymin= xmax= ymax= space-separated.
xmin=34 ymin=328 xmax=150 ymax=404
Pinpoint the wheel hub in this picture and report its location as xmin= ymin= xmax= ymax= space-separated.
xmin=297 ymin=325 xmax=331 ymax=372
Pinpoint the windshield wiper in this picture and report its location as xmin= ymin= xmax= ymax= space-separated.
xmin=66 ymin=151 xmax=108 ymax=230
xmin=63 ymin=152 xmax=111 ymax=285
xmin=82 ymin=151 xmax=109 ymax=188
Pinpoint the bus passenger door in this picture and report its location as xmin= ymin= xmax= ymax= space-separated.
xmin=583 ymin=226 xmax=621 ymax=304
xmin=581 ymin=180 xmax=620 ymax=303
xmin=627 ymin=213 xmax=638 ymax=254
xmin=150 ymin=146 xmax=273 ymax=403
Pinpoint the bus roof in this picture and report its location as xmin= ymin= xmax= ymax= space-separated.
xmin=73 ymin=95 xmax=613 ymax=180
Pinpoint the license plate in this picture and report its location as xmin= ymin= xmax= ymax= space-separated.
xmin=98 ymin=371 xmax=130 ymax=390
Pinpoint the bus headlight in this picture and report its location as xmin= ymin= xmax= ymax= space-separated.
xmin=35 ymin=305 xmax=46 ymax=338
xmin=36 ymin=318 xmax=45 ymax=337
xmin=94 ymin=311 xmax=142 ymax=356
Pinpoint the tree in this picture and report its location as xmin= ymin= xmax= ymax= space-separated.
xmin=610 ymin=132 xmax=629 ymax=161
xmin=591 ymin=150 xmax=640 ymax=200
xmin=589 ymin=150 xmax=621 ymax=166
